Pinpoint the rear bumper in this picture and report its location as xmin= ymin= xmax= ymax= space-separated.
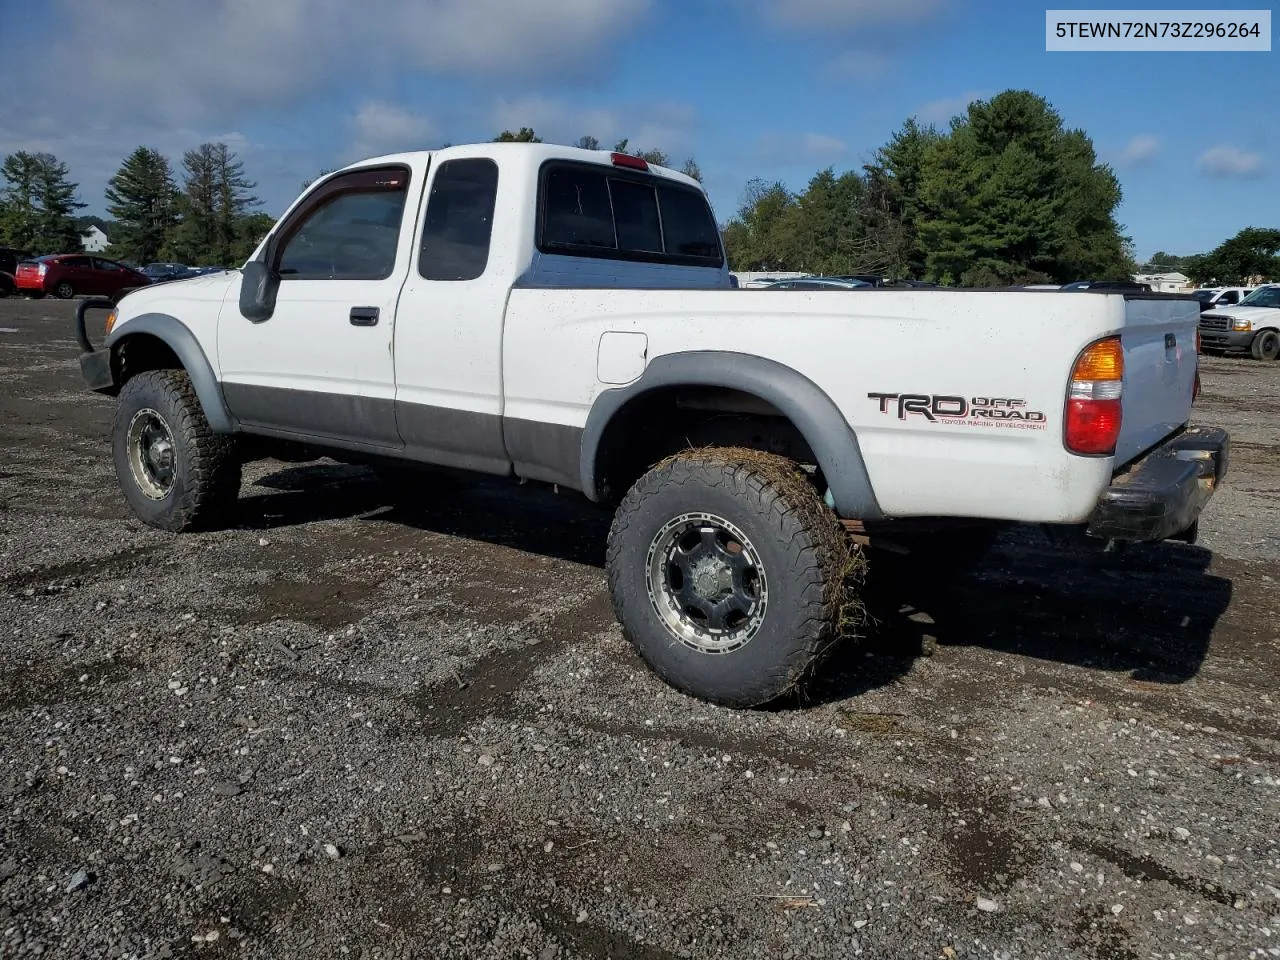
xmin=1198 ymin=327 xmax=1253 ymax=351
xmin=1086 ymin=426 xmax=1229 ymax=542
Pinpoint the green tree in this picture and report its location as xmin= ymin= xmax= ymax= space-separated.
xmin=914 ymin=91 xmax=1131 ymax=286
xmin=105 ymin=147 xmax=179 ymax=263
xmin=0 ymin=152 xmax=84 ymax=254
xmin=232 ymin=212 xmax=277 ymax=263
xmin=575 ymin=135 xmax=600 ymax=151
xmin=680 ymin=158 xmax=703 ymax=182
xmin=166 ymin=142 xmax=260 ymax=265
xmin=722 ymin=179 xmax=799 ymax=271
xmin=494 ymin=128 xmax=542 ymax=142
xmin=0 ymin=151 xmax=41 ymax=250
xmin=301 ymin=167 xmax=337 ymax=191
xmin=1187 ymin=227 xmax=1280 ymax=284
xmin=864 ymin=118 xmax=942 ymax=279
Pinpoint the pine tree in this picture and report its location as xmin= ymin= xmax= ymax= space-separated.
xmin=0 ymin=152 xmax=84 ymax=254
xmin=105 ymin=147 xmax=178 ymax=263
xmin=0 ymin=152 xmax=41 ymax=250
xmin=168 ymin=142 xmax=260 ymax=265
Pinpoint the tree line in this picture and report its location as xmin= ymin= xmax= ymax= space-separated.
xmin=4 ymin=99 xmax=1273 ymax=286
xmin=0 ymin=143 xmax=273 ymax=267
xmin=1144 ymin=229 xmax=1280 ymax=286
xmin=724 ymin=90 xmax=1138 ymax=285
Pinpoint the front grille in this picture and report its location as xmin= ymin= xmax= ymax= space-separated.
xmin=1199 ymin=316 xmax=1228 ymax=331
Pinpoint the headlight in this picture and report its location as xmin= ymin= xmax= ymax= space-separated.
xmin=1231 ymin=318 xmax=1252 ymax=332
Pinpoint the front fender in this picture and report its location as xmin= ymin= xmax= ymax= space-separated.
xmin=105 ymin=313 xmax=236 ymax=434
xmin=580 ymin=350 xmax=883 ymax=519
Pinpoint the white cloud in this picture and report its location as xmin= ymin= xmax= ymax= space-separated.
xmin=19 ymin=0 xmax=651 ymax=127
xmin=915 ymin=91 xmax=986 ymax=125
xmin=753 ymin=132 xmax=854 ymax=167
xmin=1116 ymin=134 xmax=1160 ymax=168
xmin=761 ymin=0 xmax=948 ymax=27
xmin=349 ymin=102 xmax=434 ymax=161
xmin=1199 ymin=144 xmax=1265 ymax=179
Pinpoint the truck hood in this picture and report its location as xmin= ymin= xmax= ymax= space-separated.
xmin=118 ymin=270 xmax=239 ymax=315
xmin=1201 ymin=305 xmax=1280 ymax=324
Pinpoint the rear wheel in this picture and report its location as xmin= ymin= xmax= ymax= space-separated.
xmin=112 ymin=370 xmax=241 ymax=532
xmin=606 ymin=447 xmax=861 ymax=708
xmin=1251 ymin=330 xmax=1280 ymax=361
xmin=54 ymin=281 xmax=74 ymax=299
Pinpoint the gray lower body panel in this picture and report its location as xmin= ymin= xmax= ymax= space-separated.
xmin=222 ymin=382 xmax=583 ymax=488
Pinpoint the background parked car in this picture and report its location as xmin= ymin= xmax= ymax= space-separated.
xmin=762 ymin=277 xmax=871 ymax=290
xmin=14 ymin=255 xmax=151 ymax=300
xmin=1192 ymin=287 xmax=1252 ymax=312
xmin=0 ymin=246 xmax=33 ymax=297
xmin=1061 ymin=279 xmax=1153 ymax=292
xmin=141 ymin=262 xmax=193 ymax=282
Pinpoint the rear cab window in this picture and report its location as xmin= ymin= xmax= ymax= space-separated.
xmin=536 ymin=161 xmax=724 ymax=268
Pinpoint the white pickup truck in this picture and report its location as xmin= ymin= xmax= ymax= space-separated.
xmin=75 ymin=142 xmax=1229 ymax=708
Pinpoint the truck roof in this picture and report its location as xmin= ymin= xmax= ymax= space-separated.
xmin=337 ymin=141 xmax=703 ymax=191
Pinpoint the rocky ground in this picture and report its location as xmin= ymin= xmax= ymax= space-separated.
xmin=0 ymin=296 xmax=1278 ymax=960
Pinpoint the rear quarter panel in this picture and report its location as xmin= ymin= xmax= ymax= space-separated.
xmin=502 ymin=288 xmax=1128 ymax=523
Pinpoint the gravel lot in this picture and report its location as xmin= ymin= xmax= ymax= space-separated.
xmin=1 ymin=296 xmax=1278 ymax=960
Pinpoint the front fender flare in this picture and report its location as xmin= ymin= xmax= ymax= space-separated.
xmin=106 ymin=313 xmax=236 ymax=434
xmin=580 ymin=350 xmax=883 ymax=519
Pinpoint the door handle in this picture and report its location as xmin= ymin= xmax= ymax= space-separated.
xmin=349 ymin=307 xmax=379 ymax=326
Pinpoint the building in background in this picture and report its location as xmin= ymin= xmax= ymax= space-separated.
xmin=81 ymin=225 xmax=110 ymax=253
xmin=1133 ymin=271 xmax=1190 ymax=293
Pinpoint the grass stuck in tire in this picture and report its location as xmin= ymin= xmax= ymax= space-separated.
xmin=606 ymin=446 xmax=865 ymax=708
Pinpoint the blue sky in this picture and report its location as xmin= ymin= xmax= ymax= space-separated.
xmin=0 ymin=0 xmax=1273 ymax=260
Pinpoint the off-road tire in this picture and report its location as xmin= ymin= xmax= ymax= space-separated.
xmin=112 ymin=370 xmax=241 ymax=532
xmin=1251 ymin=329 xmax=1280 ymax=361
xmin=606 ymin=447 xmax=861 ymax=708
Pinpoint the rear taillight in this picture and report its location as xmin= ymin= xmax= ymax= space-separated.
xmin=1065 ymin=336 xmax=1123 ymax=456
xmin=37 ymin=263 xmax=47 ymax=277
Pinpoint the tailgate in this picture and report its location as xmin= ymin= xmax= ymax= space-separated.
xmin=1115 ymin=296 xmax=1198 ymax=465
xmin=14 ymin=263 xmax=39 ymax=283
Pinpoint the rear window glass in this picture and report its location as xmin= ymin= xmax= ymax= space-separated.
xmin=539 ymin=162 xmax=723 ymax=266
xmin=542 ymin=167 xmax=614 ymax=249
xmin=658 ymin=187 xmax=722 ymax=259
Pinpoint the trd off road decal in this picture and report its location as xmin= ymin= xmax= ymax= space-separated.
xmin=868 ymin=393 xmax=1048 ymax=430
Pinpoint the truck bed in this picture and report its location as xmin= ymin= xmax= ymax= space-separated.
xmin=501 ymin=287 xmax=1200 ymax=524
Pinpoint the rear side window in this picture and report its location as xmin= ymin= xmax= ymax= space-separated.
xmin=538 ymin=162 xmax=723 ymax=267
xmin=419 ymin=158 xmax=499 ymax=281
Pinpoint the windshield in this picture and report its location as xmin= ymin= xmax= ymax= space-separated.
xmin=1238 ymin=286 xmax=1280 ymax=308
xmin=1193 ymin=290 xmax=1216 ymax=300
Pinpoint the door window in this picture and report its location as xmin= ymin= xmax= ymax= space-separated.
xmin=276 ymin=168 xmax=409 ymax=281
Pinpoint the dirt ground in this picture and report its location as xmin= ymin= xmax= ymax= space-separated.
xmin=1 ymin=296 xmax=1278 ymax=960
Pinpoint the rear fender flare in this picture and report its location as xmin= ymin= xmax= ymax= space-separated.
xmin=580 ymin=350 xmax=883 ymax=519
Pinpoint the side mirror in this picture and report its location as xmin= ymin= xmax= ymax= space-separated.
xmin=239 ymin=259 xmax=279 ymax=322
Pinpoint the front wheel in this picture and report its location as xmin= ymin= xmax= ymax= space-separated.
xmin=606 ymin=448 xmax=861 ymax=708
xmin=112 ymin=370 xmax=242 ymax=532
xmin=1251 ymin=329 xmax=1280 ymax=361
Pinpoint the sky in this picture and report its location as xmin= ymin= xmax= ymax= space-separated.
xmin=0 ymin=0 xmax=1273 ymax=261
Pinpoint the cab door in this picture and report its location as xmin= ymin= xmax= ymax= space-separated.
xmin=217 ymin=166 xmax=420 ymax=448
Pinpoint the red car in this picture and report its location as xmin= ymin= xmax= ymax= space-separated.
xmin=15 ymin=254 xmax=151 ymax=301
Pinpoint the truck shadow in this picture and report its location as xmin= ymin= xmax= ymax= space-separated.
xmin=238 ymin=463 xmax=1233 ymax=703
xmin=804 ymin=529 xmax=1233 ymax=707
